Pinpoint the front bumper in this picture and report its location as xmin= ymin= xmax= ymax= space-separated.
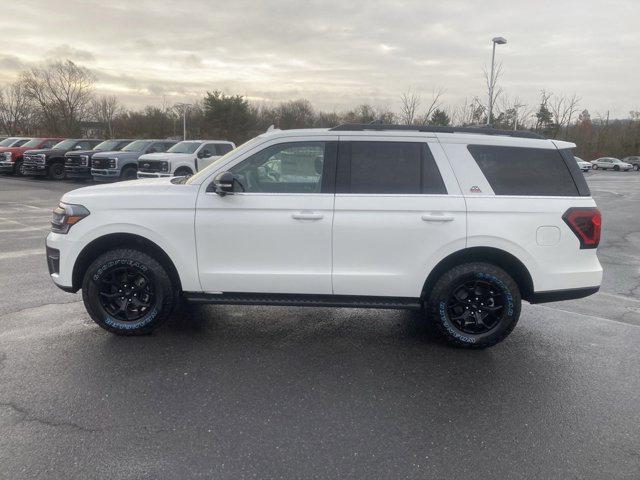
xmin=0 ymin=160 xmax=15 ymax=173
xmin=138 ymin=171 xmax=171 ymax=179
xmin=23 ymin=163 xmax=48 ymax=176
xmin=65 ymin=166 xmax=92 ymax=178
xmin=45 ymin=233 xmax=79 ymax=292
xmin=91 ymin=168 xmax=120 ymax=181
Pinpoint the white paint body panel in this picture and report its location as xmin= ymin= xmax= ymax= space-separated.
xmin=46 ymin=128 xmax=603 ymax=299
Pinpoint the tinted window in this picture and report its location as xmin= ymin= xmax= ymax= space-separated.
xmin=168 ymin=141 xmax=201 ymax=154
xmin=199 ymin=144 xmax=217 ymax=158
xmin=230 ymin=142 xmax=325 ymax=193
xmin=12 ymin=139 xmax=29 ymax=147
xmin=216 ymin=143 xmax=233 ymax=155
xmin=75 ymin=140 xmax=94 ymax=150
xmin=342 ymin=141 xmax=446 ymax=194
xmin=468 ymin=145 xmax=579 ymax=196
xmin=122 ymin=140 xmax=148 ymax=152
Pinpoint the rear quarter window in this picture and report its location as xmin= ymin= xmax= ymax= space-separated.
xmin=467 ymin=145 xmax=580 ymax=196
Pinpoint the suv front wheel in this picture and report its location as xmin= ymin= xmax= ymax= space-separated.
xmin=82 ymin=248 xmax=177 ymax=335
xmin=425 ymin=262 xmax=521 ymax=348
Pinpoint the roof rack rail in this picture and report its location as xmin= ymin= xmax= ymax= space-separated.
xmin=329 ymin=123 xmax=545 ymax=139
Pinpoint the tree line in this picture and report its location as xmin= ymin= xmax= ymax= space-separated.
xmin=0 ymin=59 xmax=638 ymax=159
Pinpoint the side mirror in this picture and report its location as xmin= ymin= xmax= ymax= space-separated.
xmin=210 ymin=171 xmax=236 ymax=196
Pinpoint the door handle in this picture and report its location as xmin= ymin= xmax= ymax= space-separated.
xmin=292 ymin=212 xmax=324 ymax=220
xmin=421 ymin=214 xmax=454 ymax=222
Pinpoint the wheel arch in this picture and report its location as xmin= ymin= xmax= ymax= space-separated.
xmin=72 ymin=232 xmax=183 ymax=293
xmin=421 ymin=246 xmax=534 ymax=302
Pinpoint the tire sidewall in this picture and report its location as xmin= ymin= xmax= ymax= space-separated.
xmin=49 ymin=162 xmax=65 ymax=180
xmin=429 ymin=264 xmax=521 ymax=348
xmin=121 ymin=167 xmax=137 ymax=180
xmin=15 ymin=159 xmax=24 ymax=176
xmin=82 ymin=250 xmax=174 ymax=334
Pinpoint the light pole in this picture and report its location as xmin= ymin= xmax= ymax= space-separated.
xmin=513 ymin=103 xmax=525 ymax=130
xmin=175 ymin=103 xmax=193 ymax=140
xmin=487 ymin=36 xmax=507 ymax=126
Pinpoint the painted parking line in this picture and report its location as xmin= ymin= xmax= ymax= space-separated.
xmin=0 ymin=248 xmax=43 ymax=261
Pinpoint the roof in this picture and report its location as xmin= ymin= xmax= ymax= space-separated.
xmin=330 ymin=123 xmax=545 ymax=139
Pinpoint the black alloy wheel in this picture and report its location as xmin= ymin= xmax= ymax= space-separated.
xmin=446 ymin=279 xmax=504 ymax=335
xmin=97 ymin=265 xmax=155 ymax=322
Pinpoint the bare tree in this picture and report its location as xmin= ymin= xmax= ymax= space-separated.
xmin=549 ymin=93 xmax=581 ymax=137
xmin=92 ymin=95 xmax=122 ymax=137
xmin=20 ymin=60 xmax=95 ymax=136
xmin=452 ymin=97 xmax=486 ymax=126
xmin=483 ymin=61 xmax=503 ymax=123
xmin=399 ymin=89 xmax=421 ymax=125
xmin=418 ymin=87 xmax=444 ymax=125
xmin=0 ymin=81 xmax=35 ymax=135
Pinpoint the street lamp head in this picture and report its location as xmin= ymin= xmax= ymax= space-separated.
xmin=492 ymin=36 xmax=507 ymax=45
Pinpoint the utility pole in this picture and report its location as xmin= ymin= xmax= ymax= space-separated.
xmin=487 ymin=37 xmax=507 ymax=126
xmin=175 ymin=103 xmax=193 ymax=140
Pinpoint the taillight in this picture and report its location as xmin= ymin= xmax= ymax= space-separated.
xmin=563 ymin=207 xmax=601 ymax=249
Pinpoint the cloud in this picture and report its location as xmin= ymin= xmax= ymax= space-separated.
xmin=0 ymin=0 xmax=637 ymax=117
xmin=46 ymin=44 xmax=95 ymax=62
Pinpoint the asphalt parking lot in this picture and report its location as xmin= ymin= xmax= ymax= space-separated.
xmin=0 ymin=172 xmax=639 ymax=479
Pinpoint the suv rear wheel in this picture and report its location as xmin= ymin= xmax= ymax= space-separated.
xmin=424 ymin=262 xmax=521 ymax=348
xmin=82 ymin=248 xmax=177 ymax=335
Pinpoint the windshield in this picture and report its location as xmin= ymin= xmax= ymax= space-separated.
xmin=0 ymin=137 xmax=19 ymax=147
xmin=52 ymin=139 xmax=78 ymax=150
xmin=186 ymin=137 xmax=256 ymax=184
xmin=167 ymin=141 xmax=202 ymax=154
xmin=21 ymin=138 xmax=45 ymax=148
xmin=94 ymin=139 xmax=125 ymax=151
xmin=122 ymin=140 xmax=149 ymax=152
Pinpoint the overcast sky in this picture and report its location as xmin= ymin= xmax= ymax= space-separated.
xmin=1 ymin=0 xmax=638 ymax=118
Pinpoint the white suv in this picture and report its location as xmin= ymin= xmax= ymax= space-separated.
xmin=137 ymin=140 xmax=235 ymax=178
xmin=45 ymin=124 xmax=603 ymax=348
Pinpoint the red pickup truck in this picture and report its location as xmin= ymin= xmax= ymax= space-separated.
xmin=0 ymin=137 xmax=64 ymax=176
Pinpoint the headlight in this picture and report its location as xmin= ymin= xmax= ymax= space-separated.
xmin=80 ymin=155 xmax=89 ymax=166
xmin=5 ymin=152 xmax=11 ymax=161
xmin=108 ymin=157 xmax=118 ymax=169
xmin=162 ymin=161 xmax=169 ymax=172
xmin=51 ymin=202 xmax=90 ymax=234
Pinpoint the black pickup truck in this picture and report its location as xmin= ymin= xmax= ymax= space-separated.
xmin=23 ymin=139 xmax=103 ymax=180
xmin=65 ymin=139 xmax=133 ymax=179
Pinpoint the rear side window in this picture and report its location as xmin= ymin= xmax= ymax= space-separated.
xmin=339 ymin=141 xmax=447 ymax=194
xmin=216 ymin=143 xmax=233 ymax=155
xmin=468 ymin=145 xmax=579 ymax=196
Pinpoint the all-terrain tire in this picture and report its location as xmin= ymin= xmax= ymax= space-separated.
xmin=82 ymin=248 xmax=177 ymax=335
xmin=424 ymin=262 xmax=521 ymax=349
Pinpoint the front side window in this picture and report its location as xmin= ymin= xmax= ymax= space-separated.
xmin=468 ymin=145 xmax=579 ymax=196
xmin=230 ymin=142 xmax=325 ymax=193
xmin=340 ymin=141 xmax=446 ymax=194
xmin=216 ymin=143 xmax=233 ymax=155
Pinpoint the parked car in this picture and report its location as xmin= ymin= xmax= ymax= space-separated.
xmin=91 ymin=139 xmax=177 ymax=181
xmin=46 ymin=125 xmax=602 ymax=348
xmin=574 ymin=156 xmax=592 ymax=172
xmin=590 ymin=157 xmax=632 ymax=171
xmin=137 ymin=140 xmax=235 ymax=178
xmin=621 ymin=156 xmax=640 ymax=171
xmin=65 ymin=139 xmax=134 ymax=179
xmin=0 ymin=137 xmax=32 ymax=148
xmin=0 ymin=138 xmax=64 ymax=176
xmin=22 ymin=139 xmax=103 ymax=179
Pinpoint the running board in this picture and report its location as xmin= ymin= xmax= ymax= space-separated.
xmin=183 ymin=292 xmax=422 ymax=310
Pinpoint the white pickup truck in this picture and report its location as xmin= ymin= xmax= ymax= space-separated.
xmin=137 ymin=140 xmax=235 ymax=178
